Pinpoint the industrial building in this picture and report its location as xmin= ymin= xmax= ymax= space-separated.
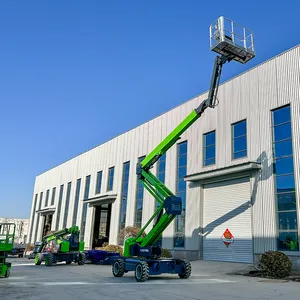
xmin=0 ymin=218 xmax=29 ymax=244
xmin=27 ymin=44 xmax=300 ymax=265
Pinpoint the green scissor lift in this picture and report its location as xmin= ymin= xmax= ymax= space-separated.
xmin=0 ymin=222 xmax=16 ymax=278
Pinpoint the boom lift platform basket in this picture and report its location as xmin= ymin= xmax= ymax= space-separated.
xmin=110 ymin=16 xmax=256 ymax=282
xmin=210 ymin=16 xmax=255 ymax=64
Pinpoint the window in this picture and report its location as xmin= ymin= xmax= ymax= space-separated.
xmin=232 ymin=120 xmax=247 ymax=159
xmin=45 ymin=189 xmax=50 ymax=207
xmin=81 ymin=175 xmax=91 ymax=242
xmin=55 ymin=185 xmax=64 ymax=230
xmin=155 ymin=154 xmax=166 ymax=246
xmin=51 ymin=187 xmax=56 ymax=206
xmin=99 ymin=206 xmax=109 ymax=238
xmin=174 ymin=141 xmax=187 ymax=248
xmin=34 ymin=192 xmax=43 ymax=241
xmin=134 ymin=156 xmax=146 ymax=228
xmin=63 ymin=182 xmax=72 ymax=228
xmin=119 ymin=162 xmax=130 ymax=236
xmin=72 ymin=178 xmax=81 ymax=226
xmin=157 ymin=153 xmax=166 ymax=185
xmin=28 ymin=194 xmax=38 ymax=243
xmin=95 ymin=171 xmax=103 ymax=194
xmin=203 ymin=131 xmax=215 ymax=166
xmin=107 ymin=167 xmax=115 ymax=191
xmin=272 ymin=105 xmax=298 ymax=251
xmin=156 ymin=153 xmax=166 ymax=205
xmin=84 ymin=175 xmax=91 ymax=200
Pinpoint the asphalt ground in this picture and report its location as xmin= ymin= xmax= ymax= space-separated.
xmin=1 ymin=257 xmax=299 ymax=300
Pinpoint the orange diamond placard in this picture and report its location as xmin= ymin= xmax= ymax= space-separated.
xmin=221 ymin=228 xmax=234 ymax=248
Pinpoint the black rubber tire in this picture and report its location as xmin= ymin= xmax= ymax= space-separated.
xmin=134 ymin=261 xmax=149 ymax=282
xmin=78 ymin=252 xmax=86 ymax=265
xmin=45 ymin=253 xmax=54 ymax=266
xmin=178 ymin=259 xmax=192 ymax=279
xmin=5 ymin=269 xmax=10 ymax=278
xmin=66 ymin=261 xmax=72 ymax=265
xmin=112 ymin=259 xmax=125 ymax=277
xmin=35 ymin=253 xmax=43 ymax=265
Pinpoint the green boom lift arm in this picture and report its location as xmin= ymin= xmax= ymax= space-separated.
xmin=123 ymin=53 xmax=233 ymax=257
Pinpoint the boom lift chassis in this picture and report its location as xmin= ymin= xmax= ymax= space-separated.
xmin=112 ymin=16 xmax=255 ymax=282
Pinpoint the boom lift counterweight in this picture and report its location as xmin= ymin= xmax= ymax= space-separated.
xmin=112 ymin=16 xmax=255 ymax=282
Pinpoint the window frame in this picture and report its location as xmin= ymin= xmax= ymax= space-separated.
xmin=174 ymin=140 xmax=187 ymax=249
xmin=95 ymin=170 xmax=103 ymax=194
xmin=119 ymin=161 xmax=130 ymax=234
xmin=81 ymin=174 xmax=91 ymax=242
xmin=63 ymin=181 xmax=72 ymax=228
xmin=271 ymin=104 xmax=299 ymax=253
xmin=154 ymin=154 xmax=166 ymax=247
xmin=107 ymin=166 xmax=115 ymax=191
xmin=72 ymin=178 xmax=81 ymax=226
xmin=231 ymin=119 xmax=248 ymax=160
xmin=28 ymin=194 xmax=38 ymax=243
xmin=34 ymin=192 xmax=43 ymax=241
xmin=203 ymin=130 xmax=216 ymax=167
xmin=134 ymin=156 xmax=146 ymax=228
xmin=45 ymin=189 xmax=50 ymax=207
xmin=51 ymin=187 xmax=56 ymax=206
xmin=56 ymin=184 xmax=64 ymax=230
xmin=84 ymin=175 xmax=91 ymax=200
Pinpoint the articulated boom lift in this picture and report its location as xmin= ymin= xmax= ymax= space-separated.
xmin=34 ymin=225 xmax=86 ymax=266
xmin=112 ymin=16 xmax=255 ymax=282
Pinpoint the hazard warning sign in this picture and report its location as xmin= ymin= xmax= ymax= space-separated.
xmin=221 ymin=228 xmax=234 ymax=248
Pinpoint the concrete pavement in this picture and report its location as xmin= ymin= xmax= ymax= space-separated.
xmin=1 ymin=257 xmax=299 ymax=300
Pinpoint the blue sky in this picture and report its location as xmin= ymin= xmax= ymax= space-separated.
xmin=1 ymin=1 xmax=299 ymax=218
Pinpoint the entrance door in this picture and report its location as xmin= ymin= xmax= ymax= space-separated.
xmin=203 ymin=177 xmax=253 ymax=263
xmin=42 ymin=214 xmax=53 ymax=237
xmin=92 ymin=204 xmax=112 ymax=248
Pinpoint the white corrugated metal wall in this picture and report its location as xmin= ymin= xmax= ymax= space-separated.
xmin=26 ymin=45 xmax=300 ymax=260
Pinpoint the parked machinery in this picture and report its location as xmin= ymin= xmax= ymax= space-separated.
xmin=34 ymin=226 xmax=86 ymax=266
xmin=111 ymin=16 xmax=255 ymax=282
xmin=28 ymin=241 xmax=43 ymax=259
xmin=8 ymin=243 xmax=25 ymax=258
xmin=0 ymin=222 xmax=16 ymax=278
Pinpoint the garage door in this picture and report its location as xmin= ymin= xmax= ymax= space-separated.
xmin=203 ymin=177 xmax=253 ymax=263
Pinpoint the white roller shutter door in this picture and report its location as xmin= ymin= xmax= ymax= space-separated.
xmin=203 ymin=177 xmax=253 ymax=263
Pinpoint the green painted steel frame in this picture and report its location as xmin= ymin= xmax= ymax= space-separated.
xmin=123 ymin=110 xmax=202 ymax=256
xmin=0 ymin=223 xmax=16 ymax=252
xmin=141 ymin=110 xmax=199 ymax=171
